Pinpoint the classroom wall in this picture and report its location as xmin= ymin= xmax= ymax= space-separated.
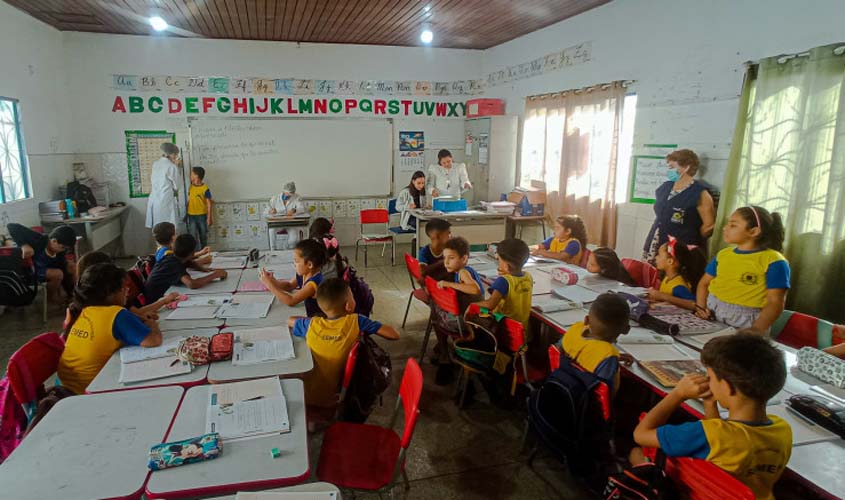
xmin=480 ymin=0 xmax=845 ymax=258
xmin=0 ymin=2 xmax=71 ymax=229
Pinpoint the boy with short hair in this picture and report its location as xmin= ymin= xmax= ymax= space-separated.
xmin=186 ymin=166 xmax=213 ymax=250
xmin=418 ymin=218 xmax=451 ymax=281
xmin=6 ymin=223 xmax=77 ymax=302
xmin=632 ymin=333 xmax=792 ymax=500
xmin=436 ymin=236 xmax=483 ymax=297
xmin=561 ymin=292 xmax=631 ymax=393
xmin=475 ymin=238 xmax=533 ymax=329
xmin=144 ymin=234 xmax=227 ymax=303
xmin=288 ymin=278 xmax=399 ymax=408
xmin=153 ymin=221 xmax=176 ymax=262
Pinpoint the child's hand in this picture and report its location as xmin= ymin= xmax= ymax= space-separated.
xmin=216 ymin=269 xmax=228 ymax=280
xmin=647 ymin=288 xmax=664 ymax=301
xmin=164 ymin=292 xmax=181 ymax=303
xmin=672 ymin=373 xmax=710 ymax=400
xmin=694 ymin=304 xmax=711 ymax=319
xmin=207 ymin=217 xmax=213 ymax=227
xmin=199 ymin=246 xmax=211 ymax=255
xmin=436 ymin=280 xmax=449 ymax=289
xmin=269 ymin=207 xmax=277 ymax=215
xmin=259 ymin=268 xmax=275 ymax=286
xmin=529 ymin=246 xmax=540 ymax=256
xmin=619 ymin=352 xmax=635 ymax=366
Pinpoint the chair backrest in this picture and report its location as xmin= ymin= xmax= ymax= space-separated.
xmin=404 ymin=253 xmax=423 ymax=282
xmin=7 ymin=332 xmax=65 ymax=408
xmin=665 ymin=457 xmax=755 ymax=500
xmin=579 ymin=247 xmax=592 ymax=268
xmin=621 ymin=258 xmax=660 ymax=289
xmin=548 ymin=345 xmax=561 ymax=371
xmin=341 ymin=342 xmax=360 ymax=395
xmin=360 ymin=208 xmax=389 ymax=225
xmin=771 ymin=310 xmax=838 ymax=349
xmin=398 ymin=358 xmax=423 ymax=449
xmin=388 ymin=199 xmax=398 ymax=215
xmin=548 ymin=344 xmax=611 ymax=422
xmin=424 ymin=276 xmax=460 ymax=316
xmin=465 ymin=303 xmax=524 ymax=352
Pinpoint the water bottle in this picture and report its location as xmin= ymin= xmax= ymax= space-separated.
xmin=65 ymin=198 xmax=76 ymax=218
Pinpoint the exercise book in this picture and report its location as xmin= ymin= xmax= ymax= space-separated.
xmin=119 ymin=356 xmax=192 ymax=384
xmin=119 ymin=337 xmax=184 ymax=364
xmin=232 ymin=326 xmax=296 ymax=365
xmin=206 ymin=377 xmax=290 ymax=440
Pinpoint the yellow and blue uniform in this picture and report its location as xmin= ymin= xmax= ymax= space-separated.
xmin=706 ymin=248 xmax=790 ymax=308
xmin=187 ymin=184 xmax=212 ymax=216
xmin=488 ymin=272 xmax=533 ymax=329
xmin=659 ymin=274 xmax=695 ymax=300
xmin=57 ymin=305 xmax=151 ymax=394
xmin=292 ymin=314 xmax=382 ymax=408
xmin=657 ymin=416 xmax=792 ymax=500
xmin=296 ymin=272 xmax=324 ymax=317
xmin=456 ymin=266 xmax=484 ymax=293
xmin=542 ymin=237 xmax=582 ymax=262
xmin=154 ymin=245 xmax=172 ymax=262
xmin=561 ymin=321 xmax=620 ymax=392
xmin=417 ymin=244 xmax=443 ymax=265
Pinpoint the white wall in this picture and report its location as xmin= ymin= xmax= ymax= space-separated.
xmin=481 ymin=0 xmax=845 ymax=258
xmin=0 ymin=2 xmax=71 ymax=229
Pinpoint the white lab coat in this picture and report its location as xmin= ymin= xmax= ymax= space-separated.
xmin=427 ymin=163 xmax=470 ymax=198
xmin=395 ymin=187 xmax=427 ymax=230
xmin=267 ymin=192 xmax=306 ymax=215
xmin=145 ymin=157 xmax=181 ymax=228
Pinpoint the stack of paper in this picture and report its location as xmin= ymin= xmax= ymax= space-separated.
xmin=119 ymin=337 xmax=183 ymax=363
xmin=206 ymin=377 xmax=290 ymax=440
xmin=552 ymin=285 xmax=599 ymax=304
xmin=217 ymin=300 xmax=273 ymax=319
xmin=532 ymin=296 xmax=583 ymax=313
xmin=232 ymin=326 xmax=295 ymax=365
xmin=118 ymin=338 xmax=191 ymax=384
xmin=177 ymin=294 xmax=233 ymax=307
xmin=618 ymin=327 xmax=675 ymax=345
xmin=211 ymin=256 xmax=247 ymax=269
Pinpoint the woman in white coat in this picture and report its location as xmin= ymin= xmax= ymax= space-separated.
xmin=395 ymin=170 xmax=427 ymax=230
xmin=145 ymin=143 xmax=182 ymax=228
xmin=267 ymin=181 xmax=307 ymax=249
xmin=427 ymin=149 xmax=471 ymax=199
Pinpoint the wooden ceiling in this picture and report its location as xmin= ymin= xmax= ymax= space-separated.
xmin=4 ymin=0 xmax=611 ymax=49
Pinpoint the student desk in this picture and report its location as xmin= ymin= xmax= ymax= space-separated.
xmin=41 ymin=205 xmax=128 ymax=256
xmin=208 ymin=481 xmax=341 ymax=499
xmin=207 ymin=332 xmax=313 ymax=383
xmin=222 ymin=295 xmax=306 ymax=328
xmin=86 ymin=328 xmax=220 ymax=393
xmin=166 ymin=269 xmax=244 ymax=296
xmin=410 ymin=209 xmax=506 ymax=255
xmin=145 ymin=380 xmax=309 ymax=499
xmin=266 ymin=214 xmax=311 ymax=251
xmin=158 ymin=306 xmax=225 ymax=332
xmin=0 ymin=386 xmax=183 ymax=500
xmin=506 ymin=214 xmax=547 ymax=240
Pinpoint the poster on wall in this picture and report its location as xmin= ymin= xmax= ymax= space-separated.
xmin=124 ymin=130 xmax=176 ymax=198
xmin=399 ymin=131 xmax=425 ymax=152
xmin=399 ymin=151 xmax=425 ymax=173
xmin=478 ymin=133 xmax=489 ymax=165
xmin=629 ymin=156 xmax=666 ymax=204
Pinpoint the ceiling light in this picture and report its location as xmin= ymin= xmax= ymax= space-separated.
xmin=424 ymin=5 xmax=431 ymax=13
xmin=420 ymin=26 xmax=433 ymax=44
xmin=149 ymin=16 xmax=168 ymax=32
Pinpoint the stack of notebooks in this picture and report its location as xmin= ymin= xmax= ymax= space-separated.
xmin=211 ymin=255 xmax=248 ymax=269
xmin=166 ymin=293 xmax=274 ymax=320
xmin=118 ymin=338 xmax=192 ymax=384
xmin=232 ymin=326 xmax=296 ymax=366
xmin=207 ymin=377 xmax=291 ymax=441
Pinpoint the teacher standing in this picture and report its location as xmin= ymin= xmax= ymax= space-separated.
xmin=427 ymin=149 xmax=472 ymax=199
xmin=643 ymin=149 xmax=715 ymax=263
xmin=145 ymin=142 xmax=182 ymax=228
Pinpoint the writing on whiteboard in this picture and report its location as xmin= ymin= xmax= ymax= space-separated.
xmin=631 ymin=156 xmax=667 ymax=203
xmin=193 ymin=124 xmax=280 ymax=163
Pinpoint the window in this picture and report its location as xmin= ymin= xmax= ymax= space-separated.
xmin=0 ymin=98 xmax=31 ymax=203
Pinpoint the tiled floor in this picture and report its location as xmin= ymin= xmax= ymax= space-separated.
xmin=0 ymin=250 xmax=589 ymax=499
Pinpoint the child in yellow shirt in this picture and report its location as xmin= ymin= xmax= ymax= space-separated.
xmin=647 ymin=237 xmax=707 ymax=311
xmin=476 ymin=238 xmax=533 ymax=330
xmin=531 ymin=215 xmax=587 ymax=265
xmin=186 ymin=166 xmax=213 ymax=250
xmin=288 ymin=278 xmax=399 ymax=408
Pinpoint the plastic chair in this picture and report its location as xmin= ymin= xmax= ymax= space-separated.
xmin=6 ymin=332 xmax=65 ymax=421
xmin=771 ymin=310 xmax=843 ymax=349
xmin=355 ymin=209 xmax=395 ymax=267
xmin=621 ymin=258 xmax=660 ymax=289
xmin=402 ymin=253 xmax=429 ymax=328
xmin=579 ymin=247 xmax=592 ymax=269
xmin=317 ymin=358 xmax=423 ymax=493
xmin=421 ymin=276 xmax=462 ymax=361
xmin=388 ymin=199 xmax=417 ymax=255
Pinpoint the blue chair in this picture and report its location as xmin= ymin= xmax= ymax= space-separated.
xmin=388 ymin=199 xmax=416 ymax=254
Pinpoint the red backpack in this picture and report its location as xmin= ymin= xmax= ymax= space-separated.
xmin=0 ymin=377 xmax=26 ymax=463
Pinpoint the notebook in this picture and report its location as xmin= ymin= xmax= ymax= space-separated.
xmin=621 ymin=343 xmax=690 ymax=362
xmin=238 ymin=281 xmax=269 ymax=292
xmin=638 ymin=359 xmax=705 ymax=387
xmin=119 ymin=356 xmax=192 ymax=384
xmin=552 ymin=285 xmax=599 ymax=304
xmin=119 ymin=337 xmax=183 ymax=364
xmin=177 ymin=294 xmax=233 ymax=307
xmin=206 ymin=377 xmax=290 ymax=440
xmin=532 ymin=296 xmax=583 ymax=313
xmin=232 ymin=326 xmax=296 ymax=365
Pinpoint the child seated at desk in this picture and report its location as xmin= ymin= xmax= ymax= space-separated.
xmin=530 ymin=215 xmax=587 ymax=265
xmin=586 ymin=247 xmax=638 ymax=287
xmin=288 ymin=278 xmax=399 ymax=408
xmin=260 ymin=238 xmax=326 ymax=317
xmin=647 ymin=237 xmax=707 ymax=311
xmin=631 ymin=333 xmax=791 ymax=500
xmin=476 ymin=238 xmax=533 ymax=330
xmin=153 ymin=222 xmax=211 ymax=266
xmin=418 ymin=218 xmax=451 ymax=281
xmin=144 ymin=234 xmax=227 ymax=303
xmin=58 ymin=263 xmax=163 ymax=394
xmin=6 ymin=223 xmax=77 ymax=304
xmin=561 ymin=293 xmax=632 ymax=394
xmin=310 ymin=217 xmax=345 ymax=280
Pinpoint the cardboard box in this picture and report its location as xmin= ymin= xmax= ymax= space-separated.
xmin=505 ymin=183 xmax=546 ymax=216
xmin=466 ymin=98 xmax=505 ymax=118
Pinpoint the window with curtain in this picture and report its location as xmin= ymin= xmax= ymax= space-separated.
xmin=519 ymin=82 xmax=635 ymax=246
xmin=0 ymin=98 xmax=31 ymax=203
xmin=716 ymin=43 xmax=845 ymax=322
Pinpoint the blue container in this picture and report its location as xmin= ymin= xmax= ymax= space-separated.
xmin=433 ymin=198 xmax=468 ymax=212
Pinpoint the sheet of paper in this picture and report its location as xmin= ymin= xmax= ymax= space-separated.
xmin=552 ymin=285 xmax=599 ymax=304
xmin=209 ymin=376 xmax=284 ymax=406
xmin=262 ymin=250 xmax=295 ymax=264
xmin=238 ymin=281 xmax=269 ymax=292
xmin=211 ymin=256 xmax=247 ymax=269
xmin=531 ymin=275 xmax=553 ymax=296
xmin=620 ymin=343 xmax=692 ymax=362
xmin=467 ymin=256 xmax=490 ymax=266
xmin=232 ymin=327 xmax=295 ymax=365
xmin=119 ymin=337 xmax=183 ymax=364
xmin=216 ymin=301 xmax=272 ymax=319
xmin=264 ymin=264 xmax=296 ymax=280
xmin=119 ymin=356 xmax=192 ymax=383
xmin=766 ymin=404 xmax=840 ymax=446
xmin=679 ymin=328 xmax=737 ymax=349
xmin=617 ymin=328 xmax=675 ymax=345
xmin=167 ymin=305 xmax=220 ymax=320
xmin=532 ymin=296 xmax=582 ymax=313
xmin=187 ymin=269 xmax=216 ymax=280
xmin=178 ymin=294 xmax=233 ymax=307
xmin=206 ymin=394 xmax=290 ymax=439
xmin=546 ymin=308 xmax=588 ymax=328
xmin=232 ymin=293 xmax=276 ymax=304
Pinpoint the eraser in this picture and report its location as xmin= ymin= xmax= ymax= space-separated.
xmin=270 ymin=447 xmax=281 ymax=458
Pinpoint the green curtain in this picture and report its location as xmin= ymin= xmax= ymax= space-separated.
xmin=715 ymin=43 xmax=845 ymax=322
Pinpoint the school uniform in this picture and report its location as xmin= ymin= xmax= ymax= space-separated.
xmin=292 ymin=314 xmax=382 ymax=408
xmin=154 ymin=245 xmax=172 ymax=262
xmin=296 ymin=272 xmax=324 ymax=317
xmin=659 ymin=274 xmax=695 ymax=300
xmin=417 ymin=244 xmax=443 ymax=266
xmin=488 ymin=272 xmax=533 ymax=329
xmin=6 ymin=223 xmax=72 ymax=292
xmin=187 ymin=183 xmax=212 ymax=249
xmin=144 ymin=254 xmax=188 ymax=303
xmin=561 ymin=321 xmax=620 ymax=392
xmin=657 ymin=416 xmax=792 ymax=500
xmin=542 ymin=236 xmax=582 ymax=262
xmin=57 ymin=305 xmax=151 ymax=394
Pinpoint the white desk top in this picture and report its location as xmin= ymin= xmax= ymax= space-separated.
xmin=145 ymin=380 xmax=309 ymax=499
xmin=158 ymin=306 xmax=225 ymax=331
xmin=208 ymin=481 xmax=341 ymax=499
xmin=166 ymin=269 xmax=244 ymax=296
xmin=44 ymin=205 xmax=128 ymax=225
xmin=223 ymin=294 xmax=306 ymax=328
xmin=0 ymin=386 xmax=183 ymax=500
xmin=86 ymin=328 xmax=219 ymax=393
xmin=208 ymin=332 xmax=313 ymax=383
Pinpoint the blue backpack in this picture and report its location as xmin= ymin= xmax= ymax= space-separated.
xmin=343 ymin=262 xmax=374 ymax=317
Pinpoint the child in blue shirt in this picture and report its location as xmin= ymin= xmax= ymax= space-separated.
xmin=261 ymin=238 xmax=327 ymax=317
xmin=418 ymin=218 xmax=451 ymax=282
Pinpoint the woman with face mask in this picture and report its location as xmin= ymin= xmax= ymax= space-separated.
xmin=642 ymin=149 xmax=715 ymax=264
xmin=267 ymin=181 xmax=307 ymax=248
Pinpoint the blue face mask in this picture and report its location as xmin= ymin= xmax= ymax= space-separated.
xmin=666 ymin=169 xmax=681 ymax=182
xmin=282 ymin=193 xmax=290 ymax=201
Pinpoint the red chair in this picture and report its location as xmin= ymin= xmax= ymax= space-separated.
xmin=579 ymin=247 xmax=592 ymax=268
xmin=547 ymin=344 xmax=611 ymax=421
xmin=642 ymin=442 xmax=754 ymax=500
xmin=317 ymin=358 xmax=423 ymax=494
xmin=421 ymin=276 xmax=462 ymax=361
xmin=338 ymin=342 xmax=359 ymax=407
xmin=6 ymin=332 xmax=65 ymax=421
xmin=402 ymin=253 xmax=430 ymax=328
xmin=621 ymin=258 xmax=660 ymax=289
xmin=771 ymin=310 xmax=843 ymax=349
xmin=355 ymin=209 xmax=395 ymax=267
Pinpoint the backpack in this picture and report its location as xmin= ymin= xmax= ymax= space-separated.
xmin=65 ymin=181 xmax=98 ymax=213
xmin=0 ymin=377 xmax=26 ymax=463
xmin=527 ymin=356 xmax=612 ymax=479
xmin=604 ymin=452 xmax=676 ymax=500
xmin=0 ymin=248 xmax=37 ymax=307
xmin=343 ymin=262 xmax=374 ymax=318
xmin=340 ymin=334 xmax=391 ymax=423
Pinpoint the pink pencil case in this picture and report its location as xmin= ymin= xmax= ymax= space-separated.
xmin=238 ymin=281 xmax=268 ymax=292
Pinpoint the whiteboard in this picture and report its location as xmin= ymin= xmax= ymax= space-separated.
xmin=629 ymin=155 xmax=666 ymax=204
xmin=189 ymin=118 xmax=392 ymax=200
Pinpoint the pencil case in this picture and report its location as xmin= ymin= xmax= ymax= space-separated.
xmin=148 ymin=433 xmax=222 ymax=471
xmin=797 ymin=347 xmax=845 ymax=389
xmin=210 ymin=332 xmax=234 ymax=362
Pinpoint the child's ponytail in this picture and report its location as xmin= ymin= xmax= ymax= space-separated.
xmin=672 ymin=243 xmax=707 ymax=292
xmin=64 ymin=263 xmax=127 ymax=336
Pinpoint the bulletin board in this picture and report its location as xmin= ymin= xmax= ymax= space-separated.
xmin=125 ymin=130 xmax=176 ymax=198
xmin=628 ymin=155 xmax=666 ymax=204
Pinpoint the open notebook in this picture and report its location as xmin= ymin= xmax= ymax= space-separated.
xmin=232 ymin=326 xmax=295 ymax=365
xmin=206 ymin=377 xmax=290 ymax=440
